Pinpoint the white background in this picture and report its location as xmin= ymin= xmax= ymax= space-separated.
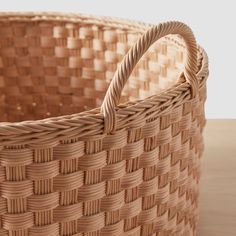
xmin=1 ymin=0 xmax=235 ymax=118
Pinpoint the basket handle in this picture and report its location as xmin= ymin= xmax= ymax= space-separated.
xmin=101 ymin=21 xmax=198 ymax=133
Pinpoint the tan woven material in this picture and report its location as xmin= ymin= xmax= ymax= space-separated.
xmin=0 ymin=13 xmax=209 ymax=236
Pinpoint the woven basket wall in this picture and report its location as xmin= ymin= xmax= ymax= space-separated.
xmin=0 ymin=13 xmax=208 ymax=236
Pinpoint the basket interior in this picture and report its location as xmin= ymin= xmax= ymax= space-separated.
xmin=0 ymin=18 xmax=186 ymax=122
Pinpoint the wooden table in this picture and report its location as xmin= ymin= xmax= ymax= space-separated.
xmin=197 ymin=120 xmax=236 ymax=236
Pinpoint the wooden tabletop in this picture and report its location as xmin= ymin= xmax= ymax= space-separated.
xmin=197 ymin=120 xmax=236 ymax=236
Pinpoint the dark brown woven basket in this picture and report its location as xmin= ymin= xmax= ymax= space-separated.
xmin=0 ymin=13 xmax=208 ymax=236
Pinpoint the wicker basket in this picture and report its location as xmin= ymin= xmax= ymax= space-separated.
xmin=0 ymin=13 xmax=208 ymax=236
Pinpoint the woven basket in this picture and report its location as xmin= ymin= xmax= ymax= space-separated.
xmin=0 ymin=13 xmax=208 ymax=236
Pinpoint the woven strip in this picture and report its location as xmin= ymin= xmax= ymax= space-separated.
xmin=0 ymin=13 xmax=208 ymax=236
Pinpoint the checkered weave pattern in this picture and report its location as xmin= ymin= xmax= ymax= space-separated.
xmin=0 ymin=13 xmax=208 ymax=236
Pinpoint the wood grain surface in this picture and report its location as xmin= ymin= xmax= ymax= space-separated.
xmin=197 ymin=120 xmax=236 ymax=236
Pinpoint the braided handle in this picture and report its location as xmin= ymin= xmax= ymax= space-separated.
xmin=101 ymin=21 xmax=198 ymax=133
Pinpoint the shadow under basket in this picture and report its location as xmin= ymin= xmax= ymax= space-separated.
xmin=0 ymin=13 xmax=209 ymax=236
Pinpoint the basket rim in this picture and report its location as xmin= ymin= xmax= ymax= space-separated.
xmin=0 ymin=12 xmax=209 ymax=145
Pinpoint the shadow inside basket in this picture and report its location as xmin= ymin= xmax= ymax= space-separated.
xmin=0 ymin=17 xmax=185 ymax=123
